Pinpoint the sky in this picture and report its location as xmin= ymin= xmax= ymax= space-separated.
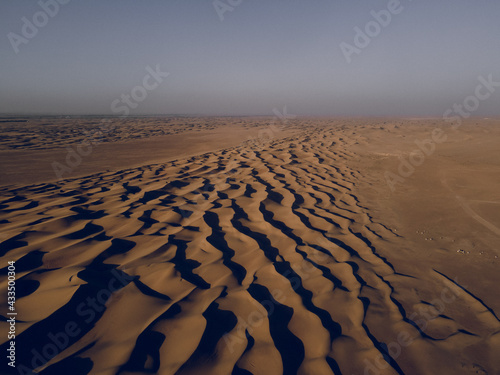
xmin=0 ymin=0 xmax=499 ymax=116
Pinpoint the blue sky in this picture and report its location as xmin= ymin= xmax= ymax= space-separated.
xmin=1 ymin=0 xmax=499 ymax=116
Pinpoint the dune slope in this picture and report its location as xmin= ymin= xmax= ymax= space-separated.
xmin=0 ymin=121 xmax=499 ymax=375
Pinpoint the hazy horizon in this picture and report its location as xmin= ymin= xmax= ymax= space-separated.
xmin=1 ymin=0 xmax=499 ymax=117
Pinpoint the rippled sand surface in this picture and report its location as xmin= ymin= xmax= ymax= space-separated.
xmin=0 ymin=117 xmax=499 ymax=375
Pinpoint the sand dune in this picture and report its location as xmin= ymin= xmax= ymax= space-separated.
xmin=0 ymin=118 xmax=499 ymax=374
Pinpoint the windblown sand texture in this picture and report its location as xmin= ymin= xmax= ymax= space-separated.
xmin=0 ymin=118 xmax=499 ymax=375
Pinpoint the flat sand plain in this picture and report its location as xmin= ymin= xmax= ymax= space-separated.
xmin=0 ymin=117 xmax=499 ymax=375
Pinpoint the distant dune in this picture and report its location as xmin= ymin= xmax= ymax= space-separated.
xmin=0 ymin=118 xmax=499 ymax=375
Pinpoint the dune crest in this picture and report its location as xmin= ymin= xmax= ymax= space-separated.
xmin=1 ymin=119 xmax=499 ymax=375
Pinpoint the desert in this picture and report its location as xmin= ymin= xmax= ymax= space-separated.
xmin=2 ymin=2 xmax=499 ymax=374
xmin=0 ymin=117 xmax=499 ymax=375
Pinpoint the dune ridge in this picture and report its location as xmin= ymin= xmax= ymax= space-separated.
xmin=1 ymin=121 xmax=499 ymax=375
